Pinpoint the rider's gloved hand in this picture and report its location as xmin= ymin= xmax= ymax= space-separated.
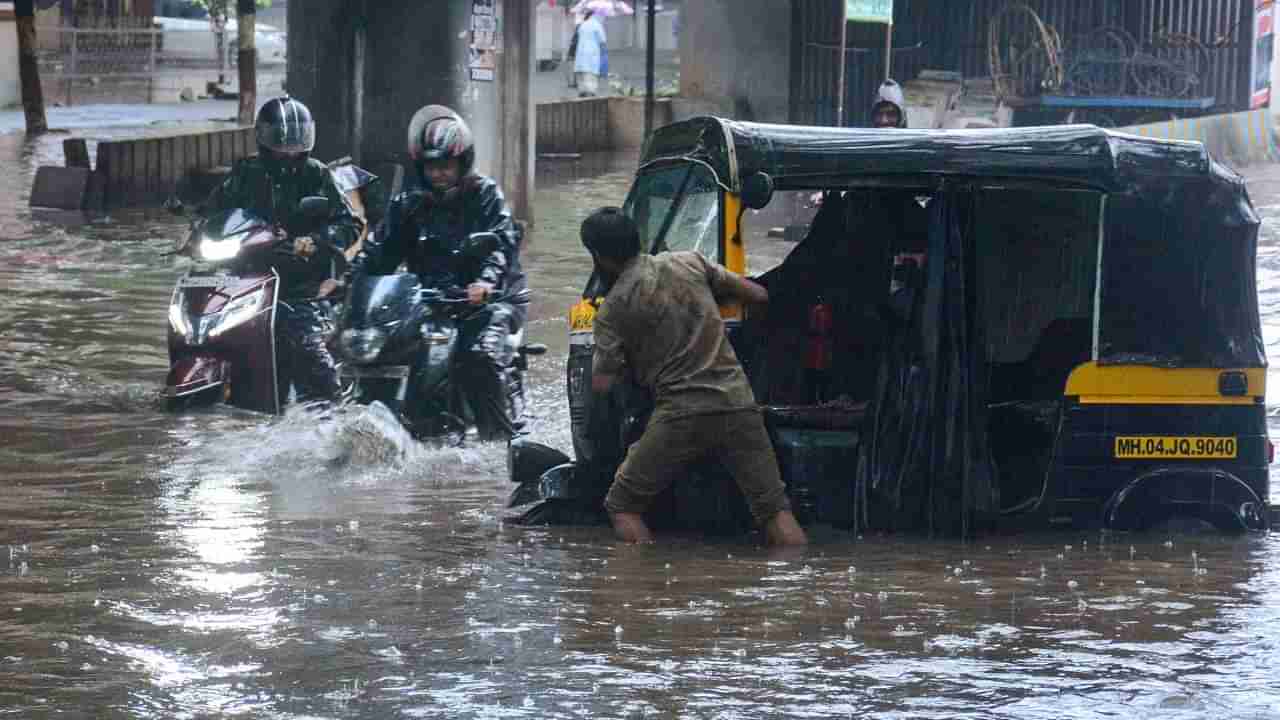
xmin=467 ymin=281 xmax=493 ymax=305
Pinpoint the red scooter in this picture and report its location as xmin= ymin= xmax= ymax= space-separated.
xmin=165 ymin=197 xmax=335 ymax=414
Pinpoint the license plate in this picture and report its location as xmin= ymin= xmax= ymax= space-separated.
xmin=341 ymin=365 xmax=409 ymax=379
xmin=180 ymin=274 xmax=238 ymax=288
xmin=1114 ymin=436 xmax=1238 ymax=459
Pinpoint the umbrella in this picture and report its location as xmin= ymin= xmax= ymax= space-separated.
xmin=570 ymin=0 xmax=635 ymax=17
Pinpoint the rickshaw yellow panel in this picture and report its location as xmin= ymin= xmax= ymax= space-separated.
xmin=1065 ymin=363 xmax=1265 ymax=405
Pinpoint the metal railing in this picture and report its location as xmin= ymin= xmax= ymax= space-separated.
xmin=34 ymin=26 xmax=286 ymax=106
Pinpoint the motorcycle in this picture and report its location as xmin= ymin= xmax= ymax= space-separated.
xmin=335 ymin=231 xmax=547 ymax=440
xmin=164 ymin=196 xmax=340 ymax=414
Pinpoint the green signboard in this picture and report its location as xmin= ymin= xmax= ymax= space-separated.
xmin=846 ymin=0 xmax=894 ymax=24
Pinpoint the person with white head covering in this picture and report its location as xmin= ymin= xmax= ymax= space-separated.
xmin=872 ymin=79 xmax=908 ymax=128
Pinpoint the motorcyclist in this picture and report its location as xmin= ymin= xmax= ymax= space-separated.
xmin=872 ymin=79 xmax=909 ymax=128
xmin=350 ymin=105 xmax=527 ymax=440
xmin=200 ymin=95 xmax=361 ymax=404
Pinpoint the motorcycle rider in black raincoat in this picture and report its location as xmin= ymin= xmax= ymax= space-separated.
xmin=350 ymin=105 xmax=527 ymax=440
xmin=200 ymin=95 xmax=361 ymax=404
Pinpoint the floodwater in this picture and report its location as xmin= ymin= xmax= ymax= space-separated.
xmin=2 ymin=120 xmax=1280 ymax=719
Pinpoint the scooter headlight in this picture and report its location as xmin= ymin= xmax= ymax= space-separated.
xmin=202 ymin=288 xmax=267 ymax=339
xmin=340 ymin=328 xmax=388 ymax=363
xmin=198 ymin=234 xmax=243 ymax=263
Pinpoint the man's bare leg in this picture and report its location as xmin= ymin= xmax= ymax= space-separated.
xmin=765 ymin=510 xmax=808 ymax=546
xmin=609 ymin=511 xmax=655 ymax=543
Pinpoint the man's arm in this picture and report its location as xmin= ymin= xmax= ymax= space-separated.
xmin=473 ymin=179 xmax=518 ymax=286
xmin=691 ymin=252 xmax=769 ymax=305
xmin=466 ymin=178 xmax=519 ymax=303
xmin=716 ymin=272 xmax=769 ymax=305
xmin=317 ymin=169 xmax=362 ymax=255
xmin=590 ymin=308 xmax=626 ymax=396
xmin=348 ymin=191 xmax=415 ymax=279
xmin=196 ymin=162 xmax=246 ymax=216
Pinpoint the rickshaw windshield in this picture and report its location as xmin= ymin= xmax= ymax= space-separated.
xmin=624 ymin=163 xmax=721 ymax=260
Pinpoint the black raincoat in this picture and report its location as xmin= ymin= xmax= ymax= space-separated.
xmin=202 ymin=156 xmax=361 ymax=402
xmin=352 ymin=174 xmax=528 ymax=438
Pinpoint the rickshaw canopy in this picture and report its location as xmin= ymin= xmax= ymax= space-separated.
xmin=640 ymin=116 xmax=1264 ymax=369
xmin=642 ymin=118 xmax=1253 ymax=214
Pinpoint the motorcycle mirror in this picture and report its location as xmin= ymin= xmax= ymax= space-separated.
xmin=297 ymin=196 xmax=331 ymax=220
xmin=465 ymin=231 xmax=500 ymax=258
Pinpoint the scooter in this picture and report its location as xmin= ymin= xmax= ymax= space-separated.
xmin=164 ymin=196 xmax=337 ymax=414
xmin=336 ymin=232 xmax=546 ymax=440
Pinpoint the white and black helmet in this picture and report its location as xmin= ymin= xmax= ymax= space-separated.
xmin=407 ymin=104 xmax=476 ymax=181
xmin=255 ymin=95 xmax=316 ymax=156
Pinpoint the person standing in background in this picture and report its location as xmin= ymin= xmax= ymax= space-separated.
xmin=573 ymin=10 xmax=607 ymax=97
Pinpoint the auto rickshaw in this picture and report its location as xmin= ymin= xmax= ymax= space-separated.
xmin=507 ymin=117 xmax=1272 ymax=536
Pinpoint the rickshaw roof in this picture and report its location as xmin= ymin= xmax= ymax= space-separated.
xmin=639 ymin=116 xmax=1248 ymax=196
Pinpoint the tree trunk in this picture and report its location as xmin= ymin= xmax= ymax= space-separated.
xmin=237 ymin=0 xmax=257 ymax=125
xmin=15 ymin=0 xmax=49 ymax=136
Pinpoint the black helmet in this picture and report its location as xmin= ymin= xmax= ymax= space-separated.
xmin=255 ymin=96 xmax=316 ymax=173
xmin=407 ymin=104 xmax=476 ymax=183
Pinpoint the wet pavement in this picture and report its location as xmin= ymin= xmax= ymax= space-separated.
xmin=2 ymin=121 xmax=1280 ymax=718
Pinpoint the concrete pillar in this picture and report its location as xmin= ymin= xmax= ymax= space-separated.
xmin=287 ymin=0 xmax=504 ymax=178
xmin=678 ymin=0 xmax=792 ymax=123
xmin=499 ymin=0 xmax=534 ymax=224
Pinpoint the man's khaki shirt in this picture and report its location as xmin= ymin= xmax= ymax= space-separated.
xmin=593 ymin=251 xmax=758 ymax=422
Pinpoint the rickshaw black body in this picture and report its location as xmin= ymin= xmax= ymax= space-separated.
xmin=508 ymin=118 xmax=1271 ymax=536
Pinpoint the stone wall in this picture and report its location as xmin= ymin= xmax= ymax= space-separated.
xmin=537 ymin=96 xmax=672 ymax=153
xmin=0 ymin=11 xmax=17 ymax=109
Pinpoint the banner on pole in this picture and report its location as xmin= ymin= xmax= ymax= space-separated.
xmin=846 ymin=0 xmax=893 ymax=24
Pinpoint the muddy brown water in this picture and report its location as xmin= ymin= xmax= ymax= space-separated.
xmin=2 ymin=128 xmax=1280 ymax=719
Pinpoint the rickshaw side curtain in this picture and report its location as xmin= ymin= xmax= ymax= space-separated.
xmin=1099 ymin=185 xmax=1265 ymax=368
xmin=857 ymin=190 xmax=998 ymax=537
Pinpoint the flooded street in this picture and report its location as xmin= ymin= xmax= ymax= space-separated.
xmin=3 ymin=123 xmax=1280 ymax=719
